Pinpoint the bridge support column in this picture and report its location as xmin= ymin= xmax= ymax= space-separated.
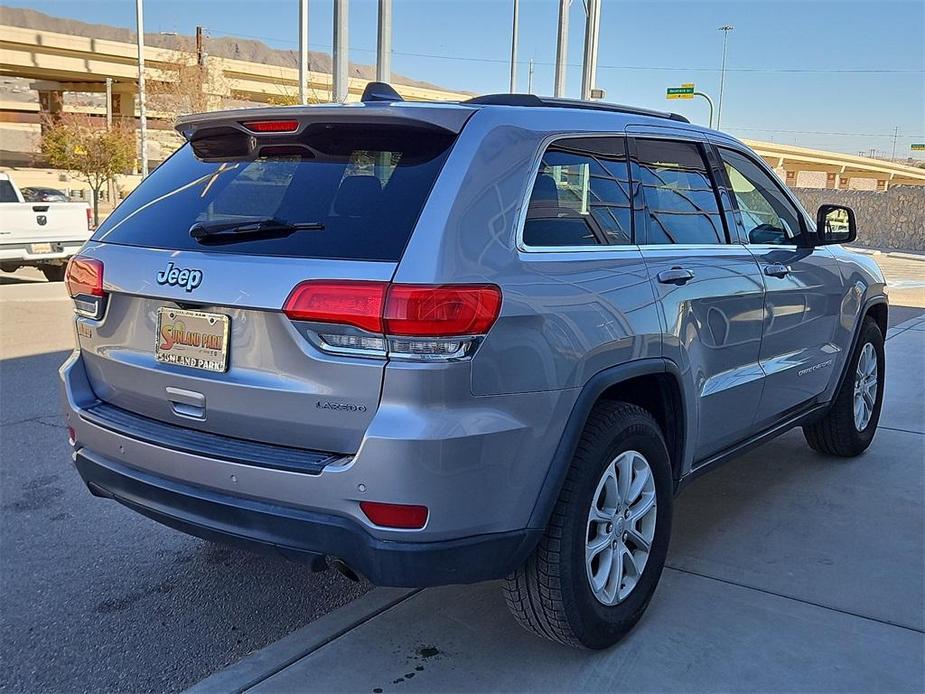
xmin=37 ymin=89 xmax=63 ymax=133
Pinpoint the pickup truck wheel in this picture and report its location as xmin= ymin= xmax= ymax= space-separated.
xmin=504 ymin=401 xmax=673 ymax=649
xmin=803 ymin=316 xmax=884 ymax=457
xmin=40 ymin=265 xmax=66 ymax=282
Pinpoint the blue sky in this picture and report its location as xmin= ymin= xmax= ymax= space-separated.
xmin=7 ymin=0 xmax=925 ymax=156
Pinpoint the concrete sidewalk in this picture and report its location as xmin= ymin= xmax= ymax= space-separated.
xmin=192 ymin=317 xmax=925 ymax=693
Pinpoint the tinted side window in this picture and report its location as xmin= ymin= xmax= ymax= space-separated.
xmin=719 ymin=148 xmax=804 ymax=245
xmin=523 ymin=137 xmax=632 ymax=247
xmin=634 ymin=139 xmax=726 ymax=245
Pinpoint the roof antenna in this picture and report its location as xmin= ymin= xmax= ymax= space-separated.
xmin=361 ymin=82 xmax=404 ymax=103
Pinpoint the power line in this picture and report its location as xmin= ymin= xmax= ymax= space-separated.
xmin=728 ymin=126 xmax=925 ymax=138
xmin=203 ymin=27 xmax=923 ymax=74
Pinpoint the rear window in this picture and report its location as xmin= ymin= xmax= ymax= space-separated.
xmin=0 ymin=180 xmax=18 ymax=202
xmin=93 ymin=123 xmax=456 ymax=261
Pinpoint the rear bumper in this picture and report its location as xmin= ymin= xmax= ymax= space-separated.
xmin=73 ymin=449 xmax=538 ymax=587
xmin=0 ymin=239 xmax=86 ymax=264
xmin=59 ymin=349 xmax=570 ymax=586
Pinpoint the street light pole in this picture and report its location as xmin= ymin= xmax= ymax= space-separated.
xmin=135 ymin=0 xmax=149 ymax=177
xmin=299 ymin=0 xmax=309 ymax=104
xmin=509 ymin=0 xmax=519 ymax=92
xmin=332 ymin=0 xmax=348 ymax=102
xmin=377 ymin=0 xmax=392 ymax=82
xmin=716 ymin=24 xmax=733 ymax=129
xmin=580 ymin=0 xmax=601 ymax=100
xmin=554 ymin=0 xmax=569 ymax=97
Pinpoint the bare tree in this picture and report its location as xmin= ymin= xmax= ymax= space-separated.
xmin=148 ymin=59 xmax=228 ymax=119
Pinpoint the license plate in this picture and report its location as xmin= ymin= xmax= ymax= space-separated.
xmin=155 ymin=307 xmax=230 ymax=373
xmin=29 ymin=243 xmax=53 ymax=254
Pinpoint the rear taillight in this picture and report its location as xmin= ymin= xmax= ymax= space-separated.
xmin=360 ymin=501 xmax=428 ymax=529
xmin=283 ymin=281 xmax=502 ymax=361
xmin=65 ymin=256 xmax=107 ymax=319
xmin=283 ymin=281 xmax=387 ymax=333
xmin=85 ymin=207 xmax=93 ymax=230
xmin=242 ymin=119 xmax=300 ymax=133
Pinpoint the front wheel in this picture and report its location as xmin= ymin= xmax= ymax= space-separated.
xmin=504 ymin=401 xmax=673 ymax=649
xmin=803 ymin=316 xmax=885 ymax=457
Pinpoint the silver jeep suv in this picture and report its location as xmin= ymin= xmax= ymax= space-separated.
xmin=60 ymin=85 xmax=887 ymax=648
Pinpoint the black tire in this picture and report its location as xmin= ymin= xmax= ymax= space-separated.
xmin=40 ymin=264 xmax=66 ymax=282
xmin=803 ymin=317 xmax=884 ymax=457
xmin=504 ymin=401 xmax=673 ymax=649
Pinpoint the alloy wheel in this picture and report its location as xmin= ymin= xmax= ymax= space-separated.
xmin=585 ymin=450 xmax=657 ymax=606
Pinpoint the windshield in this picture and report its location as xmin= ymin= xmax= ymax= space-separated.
xmin=93 ymin=123 xmax=456 ymax=261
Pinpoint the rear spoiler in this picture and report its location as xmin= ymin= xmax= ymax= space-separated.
xmin=175 ymin=103 xmax=476 ymax=142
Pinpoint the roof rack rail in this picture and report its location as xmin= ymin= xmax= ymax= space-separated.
xmin=462 ymin=94 xmax=690 ymax=124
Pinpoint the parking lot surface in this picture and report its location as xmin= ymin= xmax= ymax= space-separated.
xmin=197 ymin=316 xmax=925 ymax=693
xmin=1 ymin=251 xmax=923 ymax=693
xmin=0 ymin=272 xmax=369 ymax=693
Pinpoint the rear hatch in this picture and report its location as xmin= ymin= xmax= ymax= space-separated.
xmin=75 ymin=108 xmax=467 ymax=454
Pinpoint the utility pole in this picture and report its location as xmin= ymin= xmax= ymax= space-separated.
xmin=105 ymin=77 xmax=115 ymax=211
xmin=299 ymin=0 xmax=309 ymax=103
xmin=135 ymin=0 xmax=148 ymax=177
xmin=527 ymin=58 xmax=535 ymax=93
xmin=554 ymin=0 xmax=569 ymax=97
xmin=195 ymin=25 xmax=206 ymax=66
xmin=580 ymin=0 xmax=601 ymax=100
xmin=377 ymin=0 xmax=392 ymax=82
xmin=105 ymin=78 xmax=113 ymax=129
xmin=891 ymin=126 xmax=899 ymax=160
xmin=716 ymin=24 xmax=734 ymax=129
xmin=332 ymin=0 xmax=348 ymax=102
xmin=509 ymin=0 xmax=519 ymax=92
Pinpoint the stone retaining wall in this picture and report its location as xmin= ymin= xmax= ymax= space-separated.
xmin=791 ymin=186 xmax=925 ymax=250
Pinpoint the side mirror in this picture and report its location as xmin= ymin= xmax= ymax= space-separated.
xmin=815 ymin=204 xmax=857 ymax=246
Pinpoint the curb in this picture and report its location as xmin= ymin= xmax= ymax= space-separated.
xmin=851 ymin=247 xmax=925 ymax=262
xmin=185 ymin=587 xmax=420 ymax=694
xmin=888 ymin=251 xmax=925 ymax=262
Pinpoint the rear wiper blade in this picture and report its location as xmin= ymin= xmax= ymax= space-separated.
xmin=189 ymin=217 xmax=325 ymax=241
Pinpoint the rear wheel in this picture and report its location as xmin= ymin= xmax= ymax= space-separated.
xmin=803 ymin=317 xmax=884 ymax=457
xmin=40 ymin=264 xmax=66 ymax=282
xmin=504 ymin=401 xmax=673 ymax=648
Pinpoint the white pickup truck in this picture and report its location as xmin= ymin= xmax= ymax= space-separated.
xmin=0 ymin=172 xmax=92 ymax=281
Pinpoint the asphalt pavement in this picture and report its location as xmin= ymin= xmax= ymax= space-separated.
xmin=1 ymin=251 xmax=923 ymax=694
xmin=0 ymin=271 xmax=369 ymax=694
xmin=193 ymin=315 xmax=925 ymax=693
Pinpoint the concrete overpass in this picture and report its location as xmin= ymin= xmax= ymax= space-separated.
xmin=743 ymin=140 xmax=925 ymax=190
xmin=0 ymin=24 xmax=470 ymax=105
xmin=2 ymin=22 xmax=924 ymax=191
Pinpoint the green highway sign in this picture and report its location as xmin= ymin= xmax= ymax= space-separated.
xmin=912 ymin=144 xmax=925 ymax=151
xmin=666 ymin=83 xmax=695 ymax=100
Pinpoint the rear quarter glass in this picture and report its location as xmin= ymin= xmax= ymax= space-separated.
xmin=93 ymin=123 xmax=457 ymax=262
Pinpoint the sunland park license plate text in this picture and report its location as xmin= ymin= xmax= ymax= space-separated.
xmin=156 ymin=309 xmax=229 ymax=373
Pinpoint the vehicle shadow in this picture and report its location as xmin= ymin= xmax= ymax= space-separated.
xmin=0 ymin=349 xmax=370 ymax=694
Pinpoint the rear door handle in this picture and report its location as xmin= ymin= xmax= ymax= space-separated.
xmin=657 ymin=268 xmax=695 ymax=285
xmin=763 ymin=263 xmax=791 ymax=278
